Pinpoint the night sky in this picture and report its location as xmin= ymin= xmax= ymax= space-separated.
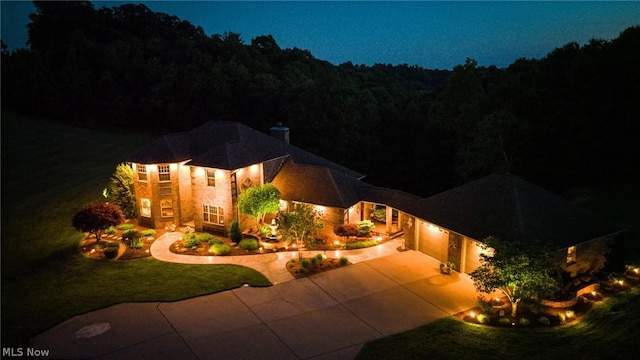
xmin=2 ymin=1 xmax=640 ymax=69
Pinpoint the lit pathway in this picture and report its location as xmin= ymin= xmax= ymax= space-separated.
xmin=150 ymin=232 xmax=405 ymax=284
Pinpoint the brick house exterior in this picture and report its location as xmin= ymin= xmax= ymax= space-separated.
xmin=128 ymin=121 xmax=624 ymax=276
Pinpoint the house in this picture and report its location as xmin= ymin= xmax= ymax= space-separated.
xmin=128 ymin=121 xmax=624 ymax=276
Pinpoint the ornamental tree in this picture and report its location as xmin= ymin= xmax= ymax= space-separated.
xmin=279 ymin=203 xmax=324 ymax=259
xmin=238 ymin=183 xmax=281 ymax=229
xmin=72 ymin=202 xmax=125 ymax=241
xmin=470 ymin=236 xmax=561 ymax=317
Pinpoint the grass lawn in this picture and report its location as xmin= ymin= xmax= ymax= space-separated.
xmin=356 ymin=287 xmax=640 ymax=360
xmin=0 ymin=113 xmax=271 ymax=347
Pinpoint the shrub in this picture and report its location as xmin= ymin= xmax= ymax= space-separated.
xmin=370 ymin=208 xmax=386 ymax=222
xmin=117 ymin=223 xmax=134 ymax=231
xmin=519 ymin=317 xmax=531 ymax=326
xmin=346 ymin=240 xmax=377 ymax=250
xmin=104 ymin=226 xmax=117 ymax=235
xmin=538 ymin=316 xmax=550 ymax=325
xmin=209 ymin=244 xmax=231 ymax=256
xmin=122 ymin=230 xmax=142 ymax=247
xmin=476 ymin=297 xmax=494 ymax=315
xmin=476 ymin=314 xmax=489 ymax=324
xmin=498 ymin=317 xmax=511 ymax=326
xmin=316 ymin=253 xmax=325 ymax=261
xmin=339 ymin=257 xmax=349 ymax=266
xmin=229 ymin=221 xmax=242 ymax=243
xmin=94 ymin=241 xmax=107 ymax=250
xmin=356 ymin=220 xmax=375 ymax=235
xmin=297 ymin=267 xmax=307 ymax=275
xmin=208 ymin=238 xmax=223 ymax=245
xmin=300 ymin=259 xmax=310 ymax=268
xmin=556 ymin=313 xmax=566 ymax=323
xmin=183 ymin=233 xmax=200 ymax=248
xmin=333 ymin=223 xmax=361 ymax=239
xmin=310 ymin=257 xmax=318 ymax=265
xmin=197 ymin=233 xmax=214 ymax=243
xmin=141 ymin=229 xmax=156 ymax=237
xmin=104 ymin=247 xmax=119 ymax=259
xmin=107 ymin=241 xmax=120 ymax=248
xmin=239 ymin=238 xmax=259 ymax=251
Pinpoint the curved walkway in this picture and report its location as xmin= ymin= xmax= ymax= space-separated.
xmin=150 ymin=232 xmax=406 ymax=284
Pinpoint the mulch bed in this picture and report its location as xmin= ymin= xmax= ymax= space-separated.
xmin=286 ymin=256 xmax=350 ymax=278
xmin=455 ymin=273 xmax=640 ymax=328
xmin=79 ymin=220 xmax=164 ymax=260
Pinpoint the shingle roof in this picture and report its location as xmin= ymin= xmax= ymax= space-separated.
xmin=128 ymin=121 xmax=364 ymax=178
xmin=407 ymin=173 xmax=623 ymax=248
xmin=271 ymin=160 xmax=363 ymax=208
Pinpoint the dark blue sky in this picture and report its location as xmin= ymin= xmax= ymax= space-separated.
xmin=2 ymin=1 xmax=639 ymax=69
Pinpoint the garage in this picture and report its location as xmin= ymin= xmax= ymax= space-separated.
xmin=416 ymin=220 xmax=449 ymax=264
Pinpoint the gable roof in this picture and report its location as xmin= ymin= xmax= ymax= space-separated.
xmin=128 ymin=121 xmax=364 ymax=178
xmin=407 ymin=173 xmax=623 ymax=248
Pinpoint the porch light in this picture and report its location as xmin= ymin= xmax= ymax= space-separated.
xmin=250 ymin=164 xmax=259 ymax=173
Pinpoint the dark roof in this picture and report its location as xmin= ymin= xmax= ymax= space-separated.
xmin=271 ymin=160 xmax=363 ymax=208
xmin=407 ymin=173 xmax=623 ymax=248
xmin=128 ymin=121 xmax=364 ymax=178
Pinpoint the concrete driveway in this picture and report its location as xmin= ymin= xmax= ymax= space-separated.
xmin=32 ymin=251 xmax=478 ymax=360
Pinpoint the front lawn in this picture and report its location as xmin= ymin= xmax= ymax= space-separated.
xmin=357 ymin=286 xmax=640 ymax=360
xmin=0 ymin=113 xmax=271 ymax=347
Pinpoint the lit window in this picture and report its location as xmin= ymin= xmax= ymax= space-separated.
xmin=138 ymin=165 xmax=147 ymax=182
xmin=567 ymin=246 xmax=577 ymax=264
xmin=160 ymin=198 xmax=173 ymax=218
xmin=158 ymin=165 xmax=171 ymax=182
xmin=207 ymin=170 xmax=216 ymax=187
xmin=159 ymin=186 xmax=171 ymax=196
xmin=140 ymin=198 xmax=151 ymax=217
xmin=203 ymin=204 xmax=224 ymax=225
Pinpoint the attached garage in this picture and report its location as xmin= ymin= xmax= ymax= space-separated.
xmin=416 ymin=220 xmax=449 ymax=264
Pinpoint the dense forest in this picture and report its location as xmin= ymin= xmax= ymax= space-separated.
xmin=2 ymin=1 xmax=639 ymax=196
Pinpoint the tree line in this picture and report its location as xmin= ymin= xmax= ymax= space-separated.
xmin=2 ymin=1 xmax=638 ymax=196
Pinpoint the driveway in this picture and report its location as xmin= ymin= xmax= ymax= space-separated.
xmin=32 ymin=250 xmax=479 ymax=359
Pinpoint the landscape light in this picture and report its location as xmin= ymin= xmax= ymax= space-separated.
xmin=634 ymin=268 xmax=639 ymax=274
xmin=469 ymin=311 xmax=476 ymax=318
xmin=618 ymin=280 xmax=624 ymax=286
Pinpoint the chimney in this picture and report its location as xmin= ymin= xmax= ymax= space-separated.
xmin=270 ymin=122 xmax=290 ymax=144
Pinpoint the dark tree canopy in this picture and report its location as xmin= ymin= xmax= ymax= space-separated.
xmin=2 ymin=1 xmax=638 ymax=196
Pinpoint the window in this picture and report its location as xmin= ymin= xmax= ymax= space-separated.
xmin=160 ymin=198 xmax=173 ymax=218
xmin=203 ymin=204 xmax=224 ymax=225
xmin=158 ymin=165 xmax=171 ymax=182
xmin=138 ymin=165 xmax=147 ymax=182
xmin=159 ymin=186 xmax=172 ymax=196
xmin=140 ymin=198 xmax=151 ymax=217
xmin=207 ymin=169 xmax=216 ymax=187
xmin=567 ymin=246 xmax=577 ymax=264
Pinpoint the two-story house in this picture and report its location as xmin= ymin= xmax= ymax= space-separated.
xmin=128 ymin=121 xmax=624 ymax=276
